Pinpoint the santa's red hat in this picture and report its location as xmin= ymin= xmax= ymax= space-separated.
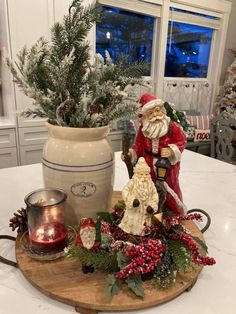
xmin=80 ymin=218 xmax=95 ymax=229
xmin=139 ymin=93 xmax=165 ymax=114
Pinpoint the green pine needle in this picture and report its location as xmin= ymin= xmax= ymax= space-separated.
xmin=96 ymin=212 xmax=115 ymax=224
xmin=168 ymin=239 xmax=194 ymax=271
xmin=6 ymin=0 xmax=146 ymax=128
xmin=67 ymin=245 xmax=118 ymax=272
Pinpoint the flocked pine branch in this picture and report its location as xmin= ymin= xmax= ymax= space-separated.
xmin=5 ymin=0 xmax=147 ymax=127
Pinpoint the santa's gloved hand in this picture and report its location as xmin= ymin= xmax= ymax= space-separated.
xmin=161 ymin=147 xmax=173 ymax=158
xmin=121 ymin=148 xmax=136 ymax=164
xmin=146 ymin=206 xmax=154 ymax=214
xmin=128 ymin=148 xmax=137 ymax=165
xmin=133 ymin=199 xmax=140 ymax=207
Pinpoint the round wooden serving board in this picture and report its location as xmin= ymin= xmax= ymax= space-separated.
xmin=16 ymin=191 xmax=205 ymax=314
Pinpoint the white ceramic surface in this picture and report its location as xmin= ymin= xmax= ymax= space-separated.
xmin=43 ymin=123 xmax=114 ymax=224
xmin=0 ymin=150 xmax=236 ymax=314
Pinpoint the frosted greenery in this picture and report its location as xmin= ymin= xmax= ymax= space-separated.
xmin=6 ymin=0 xmax=147 ymax=128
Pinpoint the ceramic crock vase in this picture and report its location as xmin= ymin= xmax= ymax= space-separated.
xmin=42 ymin=122 xmax=114 ymax=225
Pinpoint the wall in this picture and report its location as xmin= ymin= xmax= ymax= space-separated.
xmin=220 ymin=0 xmax=236 ymax=84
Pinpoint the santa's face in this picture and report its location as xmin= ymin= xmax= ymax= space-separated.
xmin=136 ymin=171 xmax=150 ymax=182
xmin=142 ymin=109 xmax=170 ymax=140
xmin=133 ymin=173 xmax=153 ymax=201
xmin=146 ymin=106 xmax=164 ymax=122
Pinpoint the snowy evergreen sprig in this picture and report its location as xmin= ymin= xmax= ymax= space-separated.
xmin=6 ymin=0 xmax=147 ymax=128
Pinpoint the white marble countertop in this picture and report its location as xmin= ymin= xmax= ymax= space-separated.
xmin=0 ymin=150 xmax=236 ymax=314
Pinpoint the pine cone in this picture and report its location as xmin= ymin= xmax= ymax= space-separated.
xmin=9 ymin=208 xmax=28 ymax=233
xmin=89 ymin=103 xmax=102 ymax=114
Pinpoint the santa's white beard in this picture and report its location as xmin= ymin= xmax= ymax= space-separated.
xmin=133 ymin=177 xmax=153 ymax=202
xmin=80 ymin=227 xmax=95 ymax=250
xmin=142 ymin=115 xmax=170 ymax=139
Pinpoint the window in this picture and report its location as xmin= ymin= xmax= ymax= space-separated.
xmin=165 ymin=22 xmax=213 ymax=78
xmin=96 ymin=6 xmax=154 ymax=75
xmin=96 ymin=0 xmax=231 ymax=113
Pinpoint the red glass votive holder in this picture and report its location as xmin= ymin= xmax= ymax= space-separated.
xmin=25 ymin=188 xmax=68 ymax=255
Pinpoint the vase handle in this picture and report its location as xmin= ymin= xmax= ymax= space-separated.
xmin=0 ymin=235 xmax=18 ymax=267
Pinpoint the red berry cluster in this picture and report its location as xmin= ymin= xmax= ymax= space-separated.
xmin=116 ymin=239 xmax=166 ymax=280
xmin=142 ymin=223 xmax=163 ymax=239
xmin=101 ymin=221 xmax=112 ymax=236
xmin=169 ymin=232 xmax=216 ymax=266
xmin=165 ymin=213 xmax=203 ymax=228
xmin=110 ymin=224 xmax=129 ymax=242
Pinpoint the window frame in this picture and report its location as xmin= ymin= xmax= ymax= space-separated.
xmin=97 ymin=0 xmax=231 ymax=111
xmin=98 ymin=0 xmax=161 ymax=17
xmin=98 ymin=0 xmax=161 ymax=93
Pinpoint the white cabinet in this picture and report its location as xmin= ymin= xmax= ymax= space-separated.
xmin=1 ymin=1 xmax=54 ymax=166
xmin=0 ymin=127 xmax=18 ymax=168
xmin=6 ymin=0 xmax=54 ymax=128
xmin=0 ymin=147 xmax=18 ymax=168
xmin=18 ymin=127 xmax=48 ymax=146
xmin=0 ymin=128 xmax=16 ymax=148
xmin=20 ymin=144 xmax=44 ymax=165
xmin=18 ymin=126 xmax=48 ymax=165
xmin=108 ymin=131 xmax=124 ymax=152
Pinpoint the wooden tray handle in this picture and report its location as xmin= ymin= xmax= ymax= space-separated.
xmin=0 ymin=235 xmax=18 ymax=267
xmin=186 ymin=209 xmax=211 ymax=233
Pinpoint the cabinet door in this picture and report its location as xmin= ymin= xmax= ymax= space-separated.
xmin=0 ymin=128 xmax=16 ymax=148
xmin=18 ymin=126 xmax=48 ymax=146
xmin=20 ymin=144 xmax=44 ymax=165
xmin=0 ymin=147 xmax=18 ymax=168
xmin=7 ymin=0 xmax=54 ymax=127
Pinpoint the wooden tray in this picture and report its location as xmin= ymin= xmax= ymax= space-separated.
xmin=15 ymin=192 xmax=204 ymax=314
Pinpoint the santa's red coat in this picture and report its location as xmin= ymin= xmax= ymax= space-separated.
xmin=132 ymin=121 xmax=187 ymax=214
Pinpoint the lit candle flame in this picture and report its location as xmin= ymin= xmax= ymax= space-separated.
xmin=35 ymin=225 xmax=56 ymax=241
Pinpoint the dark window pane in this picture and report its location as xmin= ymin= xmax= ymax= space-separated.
xmin=96 ymin=6 xmax=154 ymax=75
xmin=165 ymin=22 xmax=213 ymax=78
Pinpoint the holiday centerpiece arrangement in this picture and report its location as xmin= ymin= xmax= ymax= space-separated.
xmin=7 ymin=93 xmax=215 ymax=310
xmin=8 ymin=157 xmax=215 ymax=305
xmin=6 ymin=0 xmax=148 ymax=223
xmin=64 ymin=94 xmax=215 ymax=299
xmin=66 ymin=157 xmax=215 ymax=299
xmin=4 ymin=0 xmax=216 ymax=310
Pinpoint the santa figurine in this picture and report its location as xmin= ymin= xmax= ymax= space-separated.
xmin=76 ymin=218 xmax=100 ymax=250
xmin=128 ymin=93 xmax=187 ymax=214
xmin=119 ymin=157 xmax=159 ymax=236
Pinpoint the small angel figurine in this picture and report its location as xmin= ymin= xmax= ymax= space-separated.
xmin=119 ymin=157 xmax=159 ymax=236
